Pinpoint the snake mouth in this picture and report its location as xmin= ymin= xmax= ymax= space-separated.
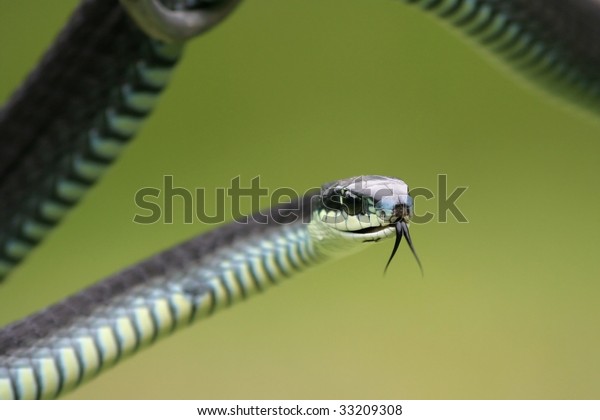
xmin=354 ymin=225 xmax=390 ymax=234
xmin=339 ymin=224 xmax=396 ymax=243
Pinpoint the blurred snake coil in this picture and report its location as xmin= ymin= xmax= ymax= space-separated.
xmin=0 ymin=0 xmax=598 ymax=399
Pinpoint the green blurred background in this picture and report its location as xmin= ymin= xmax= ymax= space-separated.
xmin=1 ymin=1 xmax=599 ymax=399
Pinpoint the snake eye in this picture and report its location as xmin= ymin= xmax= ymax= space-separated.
xmin=322 ymin=188 xmax=365 ymax=216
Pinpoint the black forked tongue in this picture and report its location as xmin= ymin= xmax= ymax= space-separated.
xmin=383 ymin=221 xmax=423 ymax=276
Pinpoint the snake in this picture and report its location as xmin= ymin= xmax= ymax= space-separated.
xmin=0 ymin=0 xmax=597 ymax=399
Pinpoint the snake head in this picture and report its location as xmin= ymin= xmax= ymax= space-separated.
xmin=319 ymin=175 xmax=412 ymax=234
xmin=317 ymin=175 xmax=422 ymax=273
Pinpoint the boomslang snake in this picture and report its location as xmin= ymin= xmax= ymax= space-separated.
xmin=0 ymin=0 xmax=597 ymax=399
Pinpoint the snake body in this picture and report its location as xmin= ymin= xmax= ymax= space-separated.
xmin=0 ymin=196 xmax=315 ymax=400
xmin=0 ymin=0 xmax=598 ymax=399
xmin=0 ymin=1 xmax=182 ymax=280
xmin=405 ymin=0 xmax=600 ymax=111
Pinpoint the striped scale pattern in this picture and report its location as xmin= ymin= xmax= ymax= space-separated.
xmin=402 ymin=0 xmax=600 ymax=112
xmin=0 ymin=211 xmax=320 ymax=399
xmin=0 ymin=40 xmax=183 ymax=281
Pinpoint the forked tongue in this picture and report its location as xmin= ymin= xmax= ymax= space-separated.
xmin=383 ymin=221 xmax=423 ymax=275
